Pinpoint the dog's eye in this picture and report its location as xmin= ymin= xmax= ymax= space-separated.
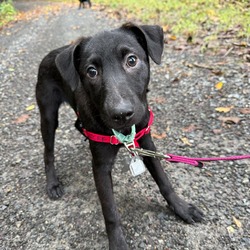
xmin=127 ymin=55 xmax=137 ymax=67
xmin=87 ymin=67 xmax=98 ymax=78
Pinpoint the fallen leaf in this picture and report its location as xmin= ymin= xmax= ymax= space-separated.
xmin=192 ymin=63 xmax=213 ymax=70
xmin=239 ymin=108 xmax=250 ymax=114
xmin=205 ymin=171 xmax=213 ymax=177
xmin=173 ymin=45 xmax=186 ymax=51
xmin=227 ymin=226 xmax=235 ymax=234
xmin=212 ymin=129 xmax=222 ymax=134
xmin=149 ymin=96 xmax=166 ymax=104
xmin=216 ymin=61 xmax=227 ymax=66
xmin=215 ymin=81 xmax=223 ymax=90
xmin=162 ymin=25 xmax=169 ymax=32
xmin=26 ymin=104 xmax=35 ymax=111
xmin=215 ymin=106 xmax=234 ymax=113
xmin=180 ymin=137 xmax=192 ymax=146
xmin=182 ymin=124 xmax=197 ymax=133
xmin=212 ymin=69 xmax=224 ymax=76
xmin=233 ymin=41 xmax=247 ymax=47
xmin=218 ymin=116 xmax=241 ymax=125
xmin=232 ymin=216 xmax=242 ymax=228
xmin=184 ymin=62 xmax=194 ymax=68
xmin=152 ymin=132 xmax=167 ymax=140
xmin=169 ymin=35 xmax=177 ymax=40
xmin=13 ymin=114 xmax=29 ymax=124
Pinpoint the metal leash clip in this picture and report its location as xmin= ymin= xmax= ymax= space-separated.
xmin=124 ymin=142 xmax=138 ymax=155
xmin=129 ymin=148 xmax=170 ymax=159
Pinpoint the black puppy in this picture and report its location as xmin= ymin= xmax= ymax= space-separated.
xmin=36 ymin=23 xmax=204 ymax=249
xmin=79 ymin=0 xmax=92 ymax=9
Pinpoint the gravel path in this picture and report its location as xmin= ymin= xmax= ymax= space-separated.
xmin=0 ymin=2 xmax=249 ymax=250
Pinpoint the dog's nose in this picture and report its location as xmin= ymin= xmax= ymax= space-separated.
xmin=111 ymin=103 xmax=134 ymax=123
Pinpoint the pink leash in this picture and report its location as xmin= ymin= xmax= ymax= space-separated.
xmin=166 ymin=154 xmax=250 ymax=167
xmin=79 ymin=107 xmax=250 ymax=168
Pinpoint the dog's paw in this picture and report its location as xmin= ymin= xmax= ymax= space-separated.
xmin=46 ymin=181 xmax=64 ymax=200
xmin=168 ymin=194 xmax=204 ymax=224
xmin=110 ymin=239 xmax=129 ymax=250
xmin=108 ymin=228 xmax=129 ymax=250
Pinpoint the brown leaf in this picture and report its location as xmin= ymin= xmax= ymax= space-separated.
xmin=212 ymin=69 xmax=224 ymax=76
xmin=152 ymin=132 xmax=167 ymax=140
xmin=149 ymin=96 xmax=166 ymax=104
xmin=182 ymin=124 xmax=197 ymax=133
xmin=218 ymin=116 xmax=241 ymax=125
xmin=239 ymin=108 xmax=250 ymax=114
xmin=213 ymin=129 xmax=222 ymax=134
xmin=192 ymin=63 xmax=214 ymax=70
xmin=173 ymin=44 xmax=187 ymax=51
xmin=13 ymin=114 xmax=29 ymax=124
xmin=205 ymin=171 xmax=213 ymax=177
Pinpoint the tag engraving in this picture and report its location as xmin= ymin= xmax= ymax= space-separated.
xmin=129 ymin=156 xmax=146 ymax=176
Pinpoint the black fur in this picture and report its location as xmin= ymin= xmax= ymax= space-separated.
xmin=36 ymin=23 xmax=204 ymax=250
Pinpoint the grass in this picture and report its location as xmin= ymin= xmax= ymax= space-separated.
xmin=0 ymin=0 xmax=74 ymax=28
xmin=0 ymin=0 xmax=16 ymax=27
xmin=93 ymin=0 xmax=250 ymax=39
xmin=1 ymin=0 xmax=249 ymax=39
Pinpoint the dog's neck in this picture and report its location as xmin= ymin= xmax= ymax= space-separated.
xmin=76 ymin=102 xmax=150 ymax=136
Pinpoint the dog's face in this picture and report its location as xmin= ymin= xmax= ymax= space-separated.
xmin=56 ymin=23 xmax=164 ymax=131
xmin=77 ymin=31 xmax=150 ymax=130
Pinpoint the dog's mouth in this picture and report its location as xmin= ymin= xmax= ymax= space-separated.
xmin=102 ymin=115 xmax=137 ymax=134
xmin=112 ymin=124 xmax=134 ymax=134
xmin=101 ymin=113 xmax=135 ymax=132
xmin=109 ymin=120 xmax=135 ymax=133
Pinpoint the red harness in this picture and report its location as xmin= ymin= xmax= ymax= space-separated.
xmin=82 ymin=109 xmax=154 ymax=147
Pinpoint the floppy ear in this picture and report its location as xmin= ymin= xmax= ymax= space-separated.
xmin=122 ymin=23 xmax=164 ymax=64
xmin=55 ymin=39 xmax=84 ymax=91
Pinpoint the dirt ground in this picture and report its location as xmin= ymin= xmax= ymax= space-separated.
xmin=0 ymin=1 xmax=249 ymax=249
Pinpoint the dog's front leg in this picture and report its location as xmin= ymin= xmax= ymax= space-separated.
xmin=139 ymin=134 xmax=204 ymax=224
xmin=90 ymin=142 xmax=129 ymax=250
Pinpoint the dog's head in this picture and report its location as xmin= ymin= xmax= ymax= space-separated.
xmin=55 ymin=23 xmax=164 ymax=131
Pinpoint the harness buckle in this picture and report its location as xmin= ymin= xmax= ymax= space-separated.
xmin=124 ymin=141 xmax=138 ymax=155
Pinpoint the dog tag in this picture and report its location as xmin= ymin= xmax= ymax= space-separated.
xmin=129 ymin=156 xmax=146 ymax=177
